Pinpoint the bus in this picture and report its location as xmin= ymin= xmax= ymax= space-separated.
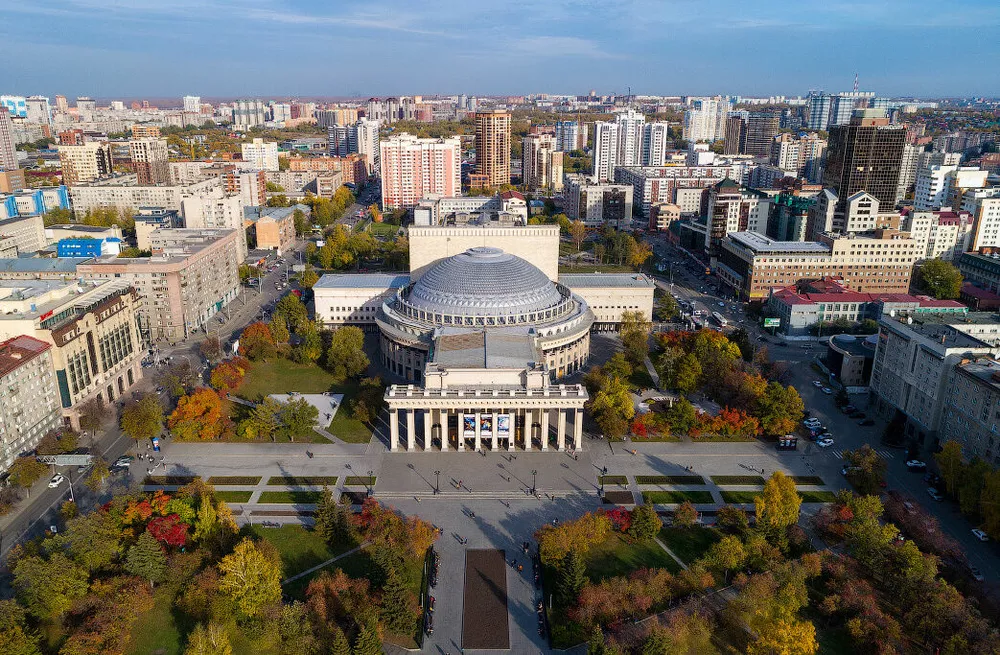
xmin=711 ymin=312 xmax=729 ymax=328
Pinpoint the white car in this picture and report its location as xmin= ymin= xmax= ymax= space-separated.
xmin=812 ymin=380 xmax=823 ymax=388
xmin=821 ymin=387 xmax=833 ymax=395
xmin=972 ymin=529 xmax=989 ymax=542
xmin=816 ymin=438 xmax=834 ymax=448
xmin=48 ymin=474 xmax=65 ymax=488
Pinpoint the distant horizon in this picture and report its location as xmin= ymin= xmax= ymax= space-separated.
xmin=4 ymin=1 xmax=999 ymax=98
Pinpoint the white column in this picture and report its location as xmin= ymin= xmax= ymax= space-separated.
xmin=540 ymin=408 xmax=549 ymax=451
xmin=457 ymin=411 xmax=465 ymax=451
xmin=423 ymin=409 xmax=433 ymax=451
xmin=491 ymin=411 xmax=499 ymax=451
xmin=574 ymin=408 xmax=583 ymax=451
xmin=389 ymin=408 xmax=399 ymax=451
xmin=508 ymin=412 xmax=516 ymax=451
xmin=440 ymin=409 xmax=449 ymax=452
xmin=557 ymin=408 xmax=566 ymax=451
xmin=474 ymin=411 xmax=482 ymax=451
xmin=406 ymin=409 xmax=416 ymax=451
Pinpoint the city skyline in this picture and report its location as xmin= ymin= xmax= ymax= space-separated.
xmin=4 ymin=0 xmax=1000 ymax=97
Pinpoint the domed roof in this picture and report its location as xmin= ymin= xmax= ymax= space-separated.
xmin=408 ymin=247 xmax=564 ymax=317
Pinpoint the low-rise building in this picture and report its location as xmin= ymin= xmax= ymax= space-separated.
xmin=56 ymin=237 xmax=122 ymax=258
xmin=649 ymin=203 xmax=681 ymax=231
xmin=556 ymin=273 xmax=655 ymax=329
xmin=718 ymin=230 xmax=921 ymax=300
xmin=0 ymin=214 xmax=46 ymax=254
xmin=826 ymin=333 xmax=878 ymax=390
xmin=0 ymin=280 xmax=143 ymax=427
xmin=0 ymin=335 xmax=62 ymax=474
xmin=314 ymin=274 xmax=411 ymax=327
xmin=247 ymin=204 xmax=304 ymax=253
xmin=958 ymin=252 xmax=1000 ymax=294
xmin=412 ymin=193 xmax=528 ymax=226
xmin=77 ymin=229 xmax=241 ymax=343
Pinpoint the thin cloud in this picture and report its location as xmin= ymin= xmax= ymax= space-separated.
xmin=510 ymin=36 xmax=626 ymax=60
xmin=243 ymin=8 xmax=451 ymax=36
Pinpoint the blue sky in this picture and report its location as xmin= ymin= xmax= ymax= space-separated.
xmin=3 ymin=0 xmax=999 ymax=99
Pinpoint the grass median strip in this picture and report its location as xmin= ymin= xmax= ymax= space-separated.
xmin=143 ymin=475 xmax=198 ymax=485
xmin=636 ymin=475 xmax=706 ymax=485
xmin=791 ymin=476 xmax=825 ymax=486
xmin=599 ymin=475 xmax=628 ymax=485
xmin=207 ymin=476 xmax=262 ymax=485
xmin=720 ymin=490 xmax=759 ymax=503
xmin=266 ymin=476 xmax=339 ymax=486
xmin=721 ymin=490 xmax=837 ymax=503
xmin=344 ymin=476 xmax=376 ymax=486
xmin=711 ymin=475 xmax=765 ymax=485
xmin=257 ymin=491 xmax=324 ymax=504
xmin=215 ymin=491 xmax=253 ymax=503
xmin=641 ymin=490 xmax=714 ymax=504
xmin=799 ymin=490 xmax=837 ymax=503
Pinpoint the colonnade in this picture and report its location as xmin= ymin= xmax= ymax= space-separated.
xmin=387 ymin=406 xmax=584 ymax=452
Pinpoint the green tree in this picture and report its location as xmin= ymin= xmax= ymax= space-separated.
xmin=313 ymin=486 xmax=339 ymax=543
xmin=755 ymin=382 xmax=804 ymax=436
xmin=58 ymin=509 xmax=124 ymax=572
xmin=557 ymin=550 xmax=586 ymax=605
xmin=7 ymin=457 xmax=47 ymax=491
xmin=276 ymin=293 xmax=308 ymax=331
xmin=329 ymin=627 xmax=351 ymax=655
xmin=602 ymin=352 xmax=633 ymax=381
xmin=249 ymin=397 xmax=283 ymax=442
xmin=918 ymin=258 xmax=963 ymax=299
xmin=183 ymin=622 xmax=233 ymax=655
xmin=325 ymin=326 xmax=369 ymax=382
xmin=843 ymin=444 xmax=887 ymax=496
xmin=280 ymin=397 xmax=319 ymax=440
xmin=705 ymin=535 xmax=747 ymax=581
xmin=667 ymin=398 xmax=699 ymax=434
xmin=352 ymin=620 xmax=382 ymax=655
xmin=671 ymin=353 xmax=702 ymax=394
xmin=193 ymin=493 xmax=218 ymax=543
xmin=0 ymin=600 xmax=41 ymax=655
xmin=935 ymin=439 xmax=964 ymax=497
xmin=270 ymin=315 xmax=290 ymax=345
xmin=628 ymin=504 xmax=663 ymax=541
xmin=591 ymin=375 xmax=635 ymax=439
xmin=120 ymin=393 xmax=164 ymax=442
xmin=379 ymin=568 xmax=417 ymax=634
xmin=12 ymin=553 xmax=89 ymax=620
xmin=292 ymin=321 xmax=323 ymax=363
xmin=958 ymin=457 xmax=989 ymax=516
xmin=981 ymin=469 xmax=1000 ymax=539
xmin=278 ymin=602 xmax=318 ymax=655
xmin=300 ymin=266 xmax=319 ymax=289
xmin=85 ymin=457 xmax=110 ymax=491
xmin=655 ymin=293 xmax=679 ymax=322
xmin=292 ymin=208 xmax=309 ymax=236
xmin=218 ymin=538 xmax=282 ymax=618
xmin=126 ymin=530 xmax=167 ymax=587
xmin=620 ymin=310 xmax=652 ymax=365
xmin=755 ymin=471 xmax=802 ymax=539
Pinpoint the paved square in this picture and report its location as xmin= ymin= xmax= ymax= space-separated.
xmin=268 ymin=392 xmax=344 ymax=428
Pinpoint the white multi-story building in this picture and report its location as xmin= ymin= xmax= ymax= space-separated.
xmin=900 ymin=208 xmax=975 ymax=262
xmin=0 ymin=336 xmax=62 ymax=474
xmin=183 ymin=96 xmax=201 ymax=113
xmin=913 ymin=165 xmax=989 ymax=210
xmin=682 ymin=98 xmax=727 ymax=142
xmin=180 ymin=187 xmax=246 ymax=238
xmin=0 ymin=107 xmax=15 ymax=171
xmin=770 ymin=133 xmax=827 ymax=183
xmin=563 ymin=175 xmax=633 ymax=227
xmin=379 ymin=134 xmax=461 ymax=210
xmin=591 ymin=120 xmax=619 ymax=183
xmin=68 ymin=177 xmax=222 ymax=217
xmin=233 ymin=99 xmax=266 ymax=129
xmin=554 ymin=121 xmax=587 ymax=152
xmin=641 ymin=122 xmax=671 ymax=168
xmin=24 ymin=96 xmax=51 ymax=126
xmin=241 ymin=138 xmax=279 ymax=172
xmin=522 ymin=134 xmax=564 ymax=192
xmin=964 ymin=188 xmax=1000 ymax=251
xmin=896 ymin=143 xmax=921 ymax=203
xmin=353 ymin=118 xmax=380 ymax=176
xmin=591 ymin=111 xmax=669 ymax=181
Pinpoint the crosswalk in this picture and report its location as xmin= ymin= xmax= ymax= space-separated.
xmin=831 ymin=448 xmax=895 ymax=460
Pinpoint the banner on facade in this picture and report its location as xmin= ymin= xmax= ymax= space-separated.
xmin=497 ymin=414 xmax=510 ymax=437
xmin=479 ymin=414 xmax=493 ymax=434
xmin=463 ymin=415 xmax=476 ymax=437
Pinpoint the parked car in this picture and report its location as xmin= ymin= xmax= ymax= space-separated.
xmin=927 ymin=488 xmax=944 ymax=501
xmin=812 ymin=380 xmax=823 ymax=388
xmin=48 ymin=474 xmax=65 ymax=488
xmin=924 ymin=473 xmax=942 ymax=486
xmin=970 ymin=566 xmax=986 ymax=582
xmin=821 ymin=387 xmax=833 ymax=395
xmin=817 ymin=437 xmax=835 ymax=448
xmin=905 ymin=460 xmax=927 ymax=471
xmin=114 ymin=455 xmax=133 ymax=468
xmin=972 ymin=529 xmax=989 ymax=542
xmin=842 ymin=405 xmax=857 ymax=413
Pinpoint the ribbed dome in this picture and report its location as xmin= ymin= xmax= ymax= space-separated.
xmin=408 ymin=247 xmax=564 ymax=317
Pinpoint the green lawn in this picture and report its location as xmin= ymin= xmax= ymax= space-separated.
xmin=599 ymin=475 xmax=628 ymax=485
xmin=126 ymin=587 xmax=184 ymax=655
xmin=658 ymin=526 xmax=722 ymax=564
xmin=711 ymin=475 xmax=765 ymax=485
xmin=642 ymin=490 xmax=714 ymax=504
xmin=636 ymin=475 xmax=706 ymax=485
xmin=720 ymin=490 xmax=760 ymax=503
xmin=344 ymin=475 xmax=376 ymax=486
xmin=791 ymin=476 xmax=826 ymax=486
xmin=257 ymin=490 xmax=323 ymax=504
xmin=584 ymin=533 xmax=682 ymax=580
xmin=799 ymin=490 xmax=837 ymax=503
xmin=559 ymin=263 xmax=636 ymax=274
xmin=266 ymin=476 xmax=339 ymax=486
xmin=143 ymin=475 xmax=198 ymax=485
xmin=207 ymin=475 xmax=262 ymax=485
xmin=629 ymin=364 xmax=655 ymax=390
xmin=235 ymin=360 xmax=373 ymax=444
xmin=369 ymin=222 xmax=399 ymax=237
xmin=248 ymin=524 xmax=356 ymax=587
xmin=215 ymin=490 xmax=253 ymax=503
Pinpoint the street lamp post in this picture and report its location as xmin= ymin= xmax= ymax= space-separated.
xmin=434 ymin=470 xmax=440 ymax=495
xmin=531 ymin=469 xmax=537 ymax=496
xmin=367 ymin=469 xmax=374 ymax=497
xmin=600 ymin=466 xmax=608 ymax=496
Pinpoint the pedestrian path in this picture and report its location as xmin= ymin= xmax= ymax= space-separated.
xmin=282 ymin=542 xmax=369 ymax=585
xmin=831 ymin=447 xmax=895 ymax=460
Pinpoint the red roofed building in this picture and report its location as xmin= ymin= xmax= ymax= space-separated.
xmin=0 ymin=335 xmax=62 ymax=474
xmin=767 ymin=277 xmax=968 ymax=335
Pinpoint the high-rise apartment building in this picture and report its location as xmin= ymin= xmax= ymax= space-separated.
xmin=327 ymin=119 xmax=379 ymax=176
xmin=963 ymin=188 xmax=1000 ymax=251
xmin=315 ymin=107 xmax=360 ymax=128
xmin=705 ymin=179 xmax=771 ymax=256
xmin=641 ymin=122 xmax=671 ymax=167
xmin=128 ymin=137 xmax=170 ymax=184
xmin=380 ymin=134 xmax=461 ymax=210
xmin=522 ymin=134 xmax=564 ymax=191
xmin=723 ymin=112 xmax=779 ymax=158
xmin=0 ymin=108 xmax=16 ymax=171
xmin=58 ymin=142 xmax=114 ymax=185
xmin=241 ymin=138 xmax=279 ymax=171
xmin=770 ymin=133 xmax=827 ymax=182
xmin=0 ymin=335 xmax=62 ymax=474
xmin=474 ymin=110 xmax=511 ymax=188
xmin=592 ymin=111 xmax=669 ymax=181
xmin=183 ymin=95 xmax=201 ymax=113
xmin=823 ymin=109 xmax=906 ymax=216
xmin=554 ymin=121 xmax=587 ymax=152
xmin=592 ymin=121 xmax=619 ymax=183
xmin=54 ymin=95 xmax=68 ymax=113
xmin=233 ymin=99 xmax=267 ymax=129
xmin=806 ymin=93 xmax=833 ymax=131
xmin=75 ymin=97 xmax=96 ymax=121
xmin=807 ymin=91 xmax=876 ymax=130
xmin=682 ymin=99 xmax=727 ymax=142
xmin=913 ymin=165 xmax=989 ymax=211
xmin=0 ymin=96 xmax=27 ymax=119
xmin=563 ymin=175 xmax=633 ymax=228
xmin=25 ymin=96 xmax=51 ymax=126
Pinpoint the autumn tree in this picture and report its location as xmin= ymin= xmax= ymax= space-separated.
xmin=58 ymin=509 xmax=124 ymax=572
xmin=238 ymin=321 xmax=277 ymax=361
xmin=120 ymin=393 xmax=164 ymax=442
xmin=77 ymin=398 xmax=108 ymax=435
xmin=570 ymin=220 xmax=587 ymax=251
xmin=218 ymin=538 xmax=282 ymax=618
xmin=169 ymin=388 xmax=224 ymax=441
xmin=157 ymin=359 xmax=201 ymax=400
xmin=0 ymin=599 xmax=41 ymax=655
xmin=85 ymin=457 xmax=110 ymax=491
xmin=705 ymin=535 xmax=747 ymax=581
xmin=671 ymin=353 xmax=702 ymax=394
xmin=325 ymin=326 xmax=369 ymax=382
xmin=755 ymin=382 xmax=804 ymax=436
xmin=184 ymin=622 xmax=233 ymax=655
xmin=620 ymin=310 xmax=652 ymax=365
xmin=673 ymin=500 xmax=698 ymax=528
xmin=934 ymin=439 xmax=964 ymax=497
xmin=590 ymin=374 xmax=635 ymax=439
xmin=843 ymin=444 xmax=887 ymax=496
xmin=269 ymin=315 xmax=290 ymax=345
xmin=200 ymin=335 xmax=223 ymax=362
xmin=126 ymin=530 xmax=167 ymax=587
xmin=755 ymin=471 xmax=802 ymax=540
xmin=7 ymin=456 xmax=46 ymax=491
xmin=12 ymin=553 xmax=89 ymax=620
xmin=291 ymin=320 xmax=323 ymax=363
xmin=536 ymin=512 xmax=612 ymax=565
xmin=300 ymin=265 xmax=320 ymax=289
xmin=209 ymin=356 xmax=250 ymax=393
